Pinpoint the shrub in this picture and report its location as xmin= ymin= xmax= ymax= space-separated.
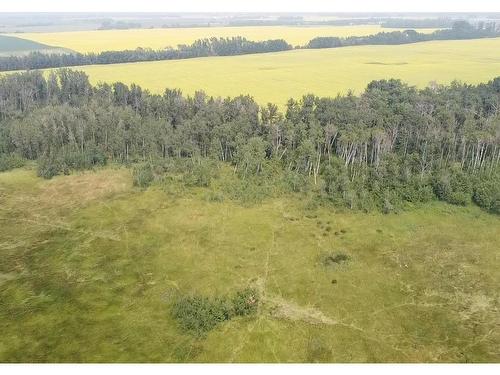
xmin=183 ymin=159 xmax=217 ymax=187
xmin=36 ymin=148 xmax=107 ymax=179
xmin=0 ymin=154 xmax=26 ymax=172
xmin=205 ymin=191 xmax=225 ymax=203
xmin=282 ymin=169 xmax=310 ymax=193
xmin=401 ymin=177 xmax=434 ymax=203
xmin=132 ymin=163 xmax=155 ymax=188
xmin=37 ymin=155 xmax=64 ymax=179
xmin=231 ymin=288 xmax=259 ymax=316
xmin=473 ymin=176 xmax=500 ymax=214
xmin=319 ymin=252 xmax=350 ymax=267
xmin=62 ymin=147 xmax=107 ymax=171
xmin=171 ymin=296 xmax=231 ymax=336
xmin=235 ymin=137 xmax=267 ymax=178
xmin=433 ymin=167 xmax=472 ymax=206
xmin=86 ymin=146 xmax=107 ymax=167
xmin=222 ymin=175 xmax=273 ymax=204
xmin=382 ymin=196 xmax=395 ymax=214
xmin=171 ymin=288 xmax=259 ymax=336
xmin=491 ymin=200 xmax=500 ymax=215
xmin=322 ymin=158 xmax=350 ymax=198
xmin=447 ymin=191 xmax=470 ymax=206
xmin=62 ymin=151 xmax=89 ymax=170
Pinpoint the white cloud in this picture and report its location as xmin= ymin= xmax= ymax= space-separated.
xmin=1 ymin=0 xmax=500 ymax=13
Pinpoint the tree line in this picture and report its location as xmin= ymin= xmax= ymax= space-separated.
xmin=380 ymin=18 xmax=458 ymax=29
xmin=1 ymin=21 xmax=499 ymax=72
xmin=0 ymin=37 xmax=293 ymax=71
xmin=0 ymin=69 xmax=499 ymax=214
xmin=306 ymin=20 xmax=499 ymax=48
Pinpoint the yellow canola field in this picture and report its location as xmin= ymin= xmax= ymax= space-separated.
xmin=12 ymin=25 xmax=438 ymax=53
xmin=69 ymin=38 xmax=500 ymax=107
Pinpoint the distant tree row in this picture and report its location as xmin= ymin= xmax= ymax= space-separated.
xmin=1 ymin=21 xmax=498 ymax=72
xmin=0 ymin=37 xmax=292 ymax=71
xmin=380 ymin=18 xmax=458 ymax=29
xmin=306 ymin=21 xmax=500 ymax=48
xmin=98 ymin=20 xmax=142 ymax=30
xmin=0 ymin=69 xmax=499 ymax=213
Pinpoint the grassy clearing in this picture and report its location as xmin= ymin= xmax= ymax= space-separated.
xmin=0 ymin=34 xmax=70 ymax=56
xmin=11 ymin=25 xmax=439 ymax=53
xmin=0 ymin=166 xmax=499 ymax=362
xmin=61 ymin=37 xmax=500 ymax=107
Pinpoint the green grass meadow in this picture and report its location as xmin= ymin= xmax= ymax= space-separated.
xmin=0 ymin=166 xmax=499 ymax=362
xmin=0 ymin=34 xmax=70 ymax=57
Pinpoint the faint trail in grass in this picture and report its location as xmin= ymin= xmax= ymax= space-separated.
xmin=463 ymin=329 xmax=496 ymax=350
xmin=11 ymin=217 xmax=121 ymax=241
xmin=369 ymin=301 xmax=448 ymax=316
xmin=229 ymin=219 xmax=278 ymax=362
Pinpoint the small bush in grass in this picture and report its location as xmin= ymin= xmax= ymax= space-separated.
xmin=447 ymin=191 xmax=470 ymax=206
xmin=171 ymin=288 xmax=259 ymax=336
xmin=401 ymin=177 xmax=434 ymax=203
xmin=62 ymin=147 xmax=107 ymax=171
xmin=490 ymin=200 xmax=500 ymax=215
xmin=0 ymin=154 xmax=26 ymax=172
xmin=205 ymin=191 xmax=225 ymax=203
xmin=37 ymin=155 xmax=63 ymax=179
xmin=283 ymin=169 xmax=310 ymax=193
xmin=36 ymin=148 xmax=107 ymax=179
xmin=473 ymin=176 xmax=500 ymax=215
xmin=231 ymin=288 xmax=259 ymax=316
xmin=172 ymin=296 xmax=232 ymax=336
xmin=183 ymin=159 xmax=217 ymax=187
xmin=433 ymin=167 xmax=472 ymax=206
xmin=132 ymin=163 xmax=155 ymax=188
xmin=319 ymin=252 xmax=350 ymax=267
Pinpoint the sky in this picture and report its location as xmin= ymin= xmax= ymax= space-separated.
xmin=0 ymin=0 xmax=499 ymax=13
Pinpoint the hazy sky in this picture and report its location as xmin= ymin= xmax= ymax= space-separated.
xmin=1 ymin=0 xmax=499 ymax=13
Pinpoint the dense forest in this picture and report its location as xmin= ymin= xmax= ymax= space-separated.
xmin=1 ymin=21 xmax=498 ymax=72
xmin=0 ymin=69 xmax=499 ymax=214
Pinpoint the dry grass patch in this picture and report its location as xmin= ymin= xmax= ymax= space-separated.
xmin=39 ymin=168 xmax=131 ymax=209
xmin=266 ymin=295 xmax=336 ymax=325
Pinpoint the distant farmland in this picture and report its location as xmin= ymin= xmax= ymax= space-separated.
xmin=64 ymin=37 xmax=500 ymax=107
xmin=12 ymin=25 xmax=439 ymax=53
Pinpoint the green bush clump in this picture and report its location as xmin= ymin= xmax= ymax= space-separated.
xmin=37 ymin=155 xmax=65 ymax=179
xmin=132 ymin=163 xmax=155 ymax=188
xmin=433 ymin=167 xmax=472 ymax=206
xmin=62 ymin=147 xmax=107 ymax=171
xmin=473 ymin=174 xmax=500 ymax=214
xmin=0 ymin=154 xmax=26 ymax=172
xmin=183 ymin=159 xmax=218 ymax=187
xmin=205 ymin=191 xmax=225 ymax=203
xmin=37 ymin=148 xmax=107 ymax=179
xmin=319 ymin=252 xmax=350 ymax=267
xmin=171 ymin=296 xmax=231 ymax=336
xmin=222 ymin=175 xmax=273 ymax=204
xmin=400 ymin=177 xmax=435 ymax=203
xmin=231 ymin=288 xmax=259 ymax=316
xmin=282 ymin=169 xmax=311 ymax=193
xmin=171 ymin=288 xmax=259 ymax=336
